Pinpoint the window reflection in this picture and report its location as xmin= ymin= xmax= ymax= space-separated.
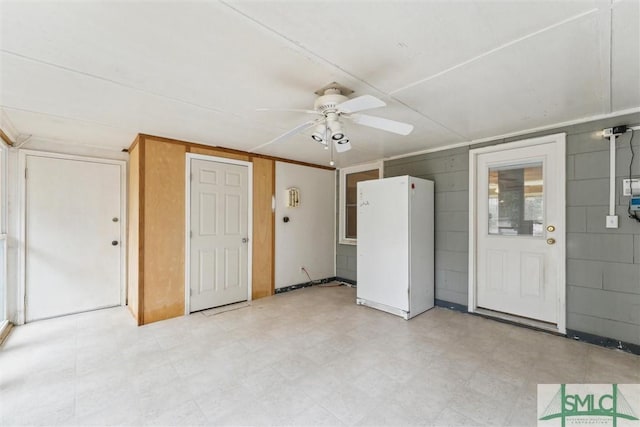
xmin=488 ymin=163 xmax=543 ymax=236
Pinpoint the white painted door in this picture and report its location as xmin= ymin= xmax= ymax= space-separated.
xmin=25 ymin=155 xmax=122 ymax=322
xmin=475 ymin=141 xmax=563 ymax=324
xmin=190 ymin=158 xmax=249 ymax=312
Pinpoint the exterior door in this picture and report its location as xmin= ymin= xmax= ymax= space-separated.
xmin=475 ymin=138 xmax=564 ymax=325
xmin=25 ymin=155 xmax=122 ymax=322
xmin=190 ymin=158 xmax=249 ymax=312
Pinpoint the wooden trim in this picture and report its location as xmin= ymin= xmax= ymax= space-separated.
xmin=271 ymin=161 xmax=275 ymax=295
xmin=0 ymin=321 xmax=12 ymax=346
xmin=250 ymin=157 xmax=275 ymax=299
xmin=138 ymin=133 xmax=335 ymax=171
xmin=128 ymin=135 xmax=140 ymax=153
xmin=0 ymin=128 xmax=14 ymax=146
xmin=137 ymin=136 xmax=145 ymax=326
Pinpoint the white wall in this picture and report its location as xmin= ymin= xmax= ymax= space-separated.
xmin=275 ymin=162 xmax=335 ymax=289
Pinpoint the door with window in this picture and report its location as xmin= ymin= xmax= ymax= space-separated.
xmin=473 ymin=136 xmax=565 ymax=327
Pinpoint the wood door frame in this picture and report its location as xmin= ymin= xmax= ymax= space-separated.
xmin=468 ymin=133 xmax=566 ymax=334
xmin=18 ymin=150 xmax=127 ymax=325
xmin=184 ymin=153 xmax=253 ymax=315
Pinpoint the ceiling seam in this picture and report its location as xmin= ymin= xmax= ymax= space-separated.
xmin=0 ymin=49 xmax=242 ymax=119
xmin=0 ymin=104 xmax=141 ymax=133
xmin=1 ymin=50 xmax=297 ymax=135
xmin=389 ymin=8 xmax=600 ymax=95
xmin=383 ymin=106 xmax=640 ymax=162
xmin=218 ymin=1 xmax=469 ymax=141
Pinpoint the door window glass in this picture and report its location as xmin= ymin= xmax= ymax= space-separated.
xmin=488 ymin=163 xmax=543 ymax=236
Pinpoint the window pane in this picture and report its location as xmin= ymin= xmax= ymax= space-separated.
xmin=488 ymin=163 xmax=543 ymax=236
xmin=345 ymin=169 xmax=378 ymax=239
xmin=346 ymin=206 xmax=357 ymax=239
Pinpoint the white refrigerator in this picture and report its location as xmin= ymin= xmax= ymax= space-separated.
xmin=356 ymin=176 xmax=434 ymax=319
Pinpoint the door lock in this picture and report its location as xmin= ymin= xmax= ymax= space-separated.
xmin=112 ymin=240 xmax=119 ymax=246
xmin=546 ymin=225 xmax=555 ymax=232
xmin=241 ymin=238 xmax=249 ymax=243
xmin=546 ymin=238 xmax=556 ymax=245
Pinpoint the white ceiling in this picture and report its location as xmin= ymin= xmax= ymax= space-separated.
xmin=1 ymin=0 xmax=638 ymax=167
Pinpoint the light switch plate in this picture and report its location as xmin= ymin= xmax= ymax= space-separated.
xmin=606 ymin=215 xmax=619 ymax=228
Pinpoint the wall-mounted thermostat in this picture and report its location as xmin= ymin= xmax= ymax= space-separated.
xmin=286 ymin=187 xmax=300 ymax=208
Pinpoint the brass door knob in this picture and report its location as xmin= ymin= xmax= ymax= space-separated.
xmin=546 ymin=225 xmax=555 ymax=232
xmin=546 ymin=238 xmax=556 ymax=245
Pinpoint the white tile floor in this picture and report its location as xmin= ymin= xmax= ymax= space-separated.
xmin=1 ymin=284 xmax=638 ymax=426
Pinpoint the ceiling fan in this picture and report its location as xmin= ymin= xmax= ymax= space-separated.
xmin=255 ymin=82 xmax=414 ymax=156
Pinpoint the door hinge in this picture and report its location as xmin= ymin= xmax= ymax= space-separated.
xmin=190 ymin=230 xmax=193 ymax=238
xmin=24 ymin=168 xmax=27 ymax=179
xmin=190 ymin=289 xmax=192 ymax=296
xmin=190 ymin=173 xmax=193 ymax=182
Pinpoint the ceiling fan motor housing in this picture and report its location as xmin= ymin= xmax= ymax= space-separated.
xmin=314 ymin=89 xmax=349 ymax=114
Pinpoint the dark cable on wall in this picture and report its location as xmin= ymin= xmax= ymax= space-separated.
xmin=627 ymin=129 xmax=640 ymax=223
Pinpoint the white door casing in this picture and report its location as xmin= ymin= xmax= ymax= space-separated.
xmin=187 ymin=155 xmax=252 ymax=313
xmin=22 ymin=153 xmax=125 ymax=322
xmin=469 ymin=133 xmax=566 ymax=333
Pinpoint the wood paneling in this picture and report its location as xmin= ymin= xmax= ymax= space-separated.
xmin=127 ymin=140 xmax=140 ymax=324
xmin=143 ymin=138 xmax=186 ymax=323
xmin=127 ymin=132 xmax=310 ymax=325
xmin=189 ymin=146 xmax=249 ymax=161
xmin=252 ymin=157 xmax=275 ymax=299
xmin=139 ymin=133 xmax=334 ymax=171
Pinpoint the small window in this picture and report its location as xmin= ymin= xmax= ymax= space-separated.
xmin=488 ymin=163 xmax=543 ymax=236
xmin=339 ymin=162 xmax=382 ymax=244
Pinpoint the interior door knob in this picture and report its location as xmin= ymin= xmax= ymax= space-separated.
xmin=546 ymin=225 xmax=555 ymax=232
xmin=546 ymin=238 xmax=556 ymax=245
xmin=241 ymin=238 xmax=249 ymax=243
xmin=112 ymin=240 xmax=119 ymax=246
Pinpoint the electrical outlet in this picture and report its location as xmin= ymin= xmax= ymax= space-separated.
xmin=623 ymin=179 xmax=640 ymax=196
xmin=606 ymin=215 xmax=619 ymax=229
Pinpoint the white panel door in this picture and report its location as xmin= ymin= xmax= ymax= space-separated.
xmin=190 ymin=159 xmax=248 ymax=312
xmin=476 ymin=141 xmax=562 ymax=323
xmin=25 ymin=155 xmax=122 ymax=322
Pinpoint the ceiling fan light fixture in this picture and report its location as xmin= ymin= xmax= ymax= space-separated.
xmin=310 ymin=124 xmax=327 ymax=143
xmin=327 ymin=119 xmax=344 ymax=141
xmin=331 ymin=131 xmax=345 ymax=141
xmin=334 ymin=138 xmax=351 ymax=153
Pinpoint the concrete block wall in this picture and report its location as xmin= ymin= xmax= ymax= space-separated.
xmin=338 ymin=112 xmax=640 ymax=345
xmin=385 ymin=146 xmax=470 ymax=306
xmin=564 ymin=120 xmax=640 ymax=345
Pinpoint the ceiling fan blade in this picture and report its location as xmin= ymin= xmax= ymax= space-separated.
xmin=349 ymin=113 xmax=414 ymax=135
xmin=250 ymin=120 xmax=317 ymax=152
xmin=336 ymin=95 xmax=386 ymax=114
xmin=256 ymin=108 xmax=320 ymax=115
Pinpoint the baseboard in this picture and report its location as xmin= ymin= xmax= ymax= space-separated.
xmin=435 ymin=298 xmax=640 ymax=356
xmin=567 ymin=329 xmax=640 ymax=356
xmin=435 ymin=299 xmax=467 ymax=313
xmin=335 ymin=277 xmax=357 ymax=286
xmin=275 ymin=277 xmax=337 ymax=294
